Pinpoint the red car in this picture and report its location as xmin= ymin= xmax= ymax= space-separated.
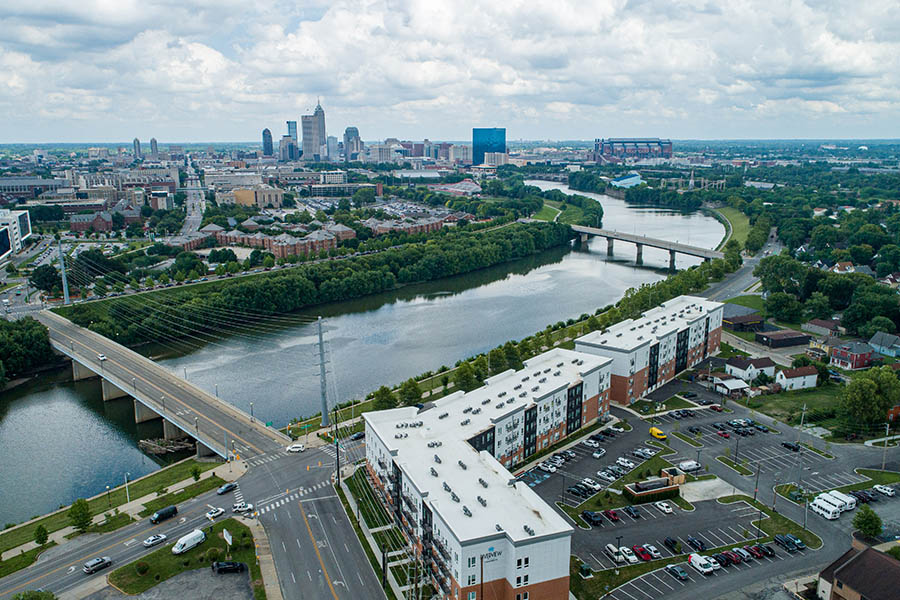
xmin=745 ymin=545 xmax=764 ymax=559
xmin=632 ymin=545 xmax=653 ymax=561
xmin=717 ymin=430 xmax=730 ymax=438
xmin=603 ymin=509 xmax=620 ymax=522
xmin=722 ymin=550 xmax=742 ymax=564
xmin=710 ymin=405 xmax=723 ymax=412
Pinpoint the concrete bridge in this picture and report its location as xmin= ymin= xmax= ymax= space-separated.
xmin=571 ymin=224 xmax=723 ymax=269
xmin=35 ymin=311 xmax=290 ymax=459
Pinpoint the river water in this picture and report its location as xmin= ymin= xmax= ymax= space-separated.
xmin=0 ymin=182 xmax=724 ymax=525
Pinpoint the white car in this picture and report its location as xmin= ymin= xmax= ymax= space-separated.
xmin=205 ymin=507 xmax=225 ymax=520
xmin=539 ymin=463 xmax=557 ymax=473
xmin=655 ymin=501 xmax=673 ymax=514
xmin=592 ymin=448 xmax=607 ymax=459
xmin=645 ymin=544 xmax=662 ymax=559
xmin=688 ymin=553 xmax=715 ymax=575
xmin=611 ymin=426 xmax=625 ymax=433
xmin=597 ymin=471 xmax=616 ymax=483
xmin=581 ymin=478 xmax=602 ymax=491
xmin=874 ymin=484 xmax=896 ymax=497
xmin=232 ymin=502 xmax=254 ymax=513
xmin=582 ymin=439 xmax=600 ymax=448
xmin=286 ymin=443 xmax=305 ymax=453
xmin=142 ymin=534 xmax=167 ymax=548
xmin=616 ymin=457 xmax=636 ymax=469
xmin=97 ymin=354 xmax=107 ymax=361
xmin=620 ymin=546 xmax=639 ymax=564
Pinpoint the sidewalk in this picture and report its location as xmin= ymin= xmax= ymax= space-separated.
xmin=0 ymin=460 xmax=246 ymax=562
xmin=245 ymin=516 xmax=284 ymax=600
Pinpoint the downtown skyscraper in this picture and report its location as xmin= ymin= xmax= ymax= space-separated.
xmin=301 ymin=100 xmax=326 ymax=161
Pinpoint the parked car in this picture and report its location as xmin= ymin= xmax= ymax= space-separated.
xmin=686 ymin=536 xmax=705 ymax=551
xmin=142 ymin=534 xmax=167 ymax=548
xmin=655 ymin=501 xmax=673 ymax=514
xmin=623 ymin=505 xmax=641 ymax=519
xmin=717 ymin=430 xmax=730 ymax=438
xmin=563 ymin=449 xmax=576 ymax=459
xmin=785 ymin=534 xmax=806 ymax=550
xmin=754 ymin=424 xmax=769 ymax=433
xmin=710 ymin=404 xmax=723 ymax=412
xmin=732 ymin=547 xmax=753 ymax=561
xmin=782 ymin=441 xmax=800 ymax=452
xmin=688 ymin=426 xmax=702 ymax=434
xmin=666 ymin=564 xmax=689 ymax=580
xmin=874 ymin=484 xmax=896 ymax=496
xmin=774 ymin=534 xmax=797 ymax=552
xmin=722 ymin=550 xmax=742 ymax=564
xmin=688 ymin=553 xmax=715 ymax=575
xmin=620 ymin=546 xmax=639 ymax=564
xmin=597 ymin=470 xmax=616 ymax=482
xmin=745 ymin=545 xmax=764 ymax=559
xmin=592 ymin=448 xmax=607 ymax=459
xmin=682 ymin=392 xmax=697 ymax=398
xmin=663 ymin=537 xmax=680 ymax=553
xmin=211 ymin=561 xmax=246 ymax=574
xmin=566 ymin=486 xmax=587 ymax=498
xmin=755 ymin=544 xmax=775 ymax=557
xmin=583 ymin=439 xmax=600 ymax=448
xmin=710 ymin=553 xmax=729 ymax=568
xmin=580 ymin=478 xmax=602 ymax=492
xmin=645 ymin=544 xmax=662 ymax=559
xmin=581 ymin=511 xmax=605 ymax=526
xmin=603 ymin=509 xmax=620 ymax=522
xmin=609 ymin=465 xmax=626 ymax=476
xmin=632 ymin=545 xmax=653 ymax=561
xmin=616 ymin=457 xmax=636 ymax=469
xmin=217 ymin=482 xmax=238 ymax=495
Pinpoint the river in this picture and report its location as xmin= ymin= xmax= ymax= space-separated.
xmin=0 ymin=182 xmax=724 ymax=525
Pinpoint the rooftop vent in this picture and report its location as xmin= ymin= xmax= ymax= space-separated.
xmin=477 ymin=495 xmax=487 ymax=507
xmin=571 ymin=359 xmax=579 ymax=364
xmin=434 ymin=455 xmax=442 ymax=464
xmin=539 ymin=377 xmax=546 ymax=383
xmin=523 ymin=525 xmax=535 ymax=536
xmin=472 ymin=408 xmax=482 ymax=415
xmin=478 ymin=478 xmax=488 ymax=488
xmin=518 ymin=391 xmax=527 ymax=398
xmin=495 ymin=524 xmax=503 ymax=532
xmin=460 ymin=418 xmax=470 ymax=426
xmin=458 ymin=460 xmax=467 ymax=470
xmin=482 ymin=398 xmax=491 ymax=405
xmin=451 ymin=492 xmax=460 ymax=503
xmin=543 ymin=368 xmax=551 ymax=374
xmin=553 ymin=370 xmax=561 ymax=376
xmin=443 ymin=482 xmax=451 ymax=492
xmin=438 ymin=412 xmax=449 ymax=419
xmin=531 ymin=386 xmax=539 ymax=392
xmin=498 ymin=391 xmax=507 ymax=397
xmin=557 ymin=362 xmax=564 ymax=367
xmin=522 ymin=376 xmax=530 ymax=381
xmin=616 ymin=333 xmax=623 ymax=337
xmin=463 ymin=506 xmax=472 ymax=517
xmin=463 ymin=407 xmax=472 ymax=414
xmin=533 ymin=371 xmax=540 ymax=377
xmin=430 ymin=467 xmax=438 ymax=477
xmin=496 ymin=404 xmax=504 ymax=409
xmin=513 ymin=384 xmax=522 ymax=390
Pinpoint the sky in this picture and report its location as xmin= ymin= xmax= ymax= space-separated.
xmin=1 ymin=0 xmax=899 ymax=143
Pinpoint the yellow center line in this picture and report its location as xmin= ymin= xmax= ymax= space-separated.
xmin=300 ymin=503 xmax=340 ymax=600
xmin=53 ymin=327 xmax=263 ymax=455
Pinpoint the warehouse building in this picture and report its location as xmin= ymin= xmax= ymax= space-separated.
xmin=364 ymin=348 xmax=611 ymax=600
xmin=574 ymin=295 xmax=723 ymax=406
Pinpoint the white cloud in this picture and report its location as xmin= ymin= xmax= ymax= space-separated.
xmin=1 ymin=0 xmax=899 ymax=142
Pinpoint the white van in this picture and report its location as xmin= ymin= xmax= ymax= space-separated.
xmin=815 ymin=494 xmax=844 ymax=514
xmin=811 ymin=499 xmax=840 ymax=520
xmin=829 ymin=490 xmax=857 ymax=510
xmin=688 ymin=553 xmax=715 ymax=575
xmin=604 ymin=543 xmax=625 ymax=564
xmin=817 ymin=492 xmax=847 ymax=513
xmin=172 ymin=529 xmax=206 ymax=554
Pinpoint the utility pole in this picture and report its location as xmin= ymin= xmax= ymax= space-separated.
xmin=883 ymin=423 xmax=891 ymax=471
xmin=753 ymin=461 xmax=761 ymax=503
xmin=796 ymin=403 xmax=807 ymax=495
xmin=735 ymin=436 xmax=741 ymax=464
xmin=318 ymin=316 xmax=330 ymax=427
xmin=57 ymin=239 xmax=70 ymax=305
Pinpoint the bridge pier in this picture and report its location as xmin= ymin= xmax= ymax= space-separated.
xmin=72 ymin=360 xmax=97 ymax=381
xmin=196 ymin=440 xmax=217 ymax=458
xmin=102 ymin=379 xmax=128 ymax=401
xmin=635 ymin=243 xmax=643 ymax=265
xmin=607 ymin=238 xmax=614 ymax=256
xmin=133 ymin=399 xmax=160 ymax=424
xmin=163 ymin=419 xmax=186 ymax=440
xmin=669 ymin=249 xmax=677 ymax=271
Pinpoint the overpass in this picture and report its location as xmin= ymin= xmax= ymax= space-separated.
xmin=35 ymin=311 xmax=290 ymax=459
xmin=571 ymin=224 xmax=723 ymax=269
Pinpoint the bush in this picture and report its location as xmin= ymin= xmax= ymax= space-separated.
xmin=135 ymin=561 xmax=149 ymax=576
xmin=206 ymin=547 xmax=220 ymax=562
xmin=191 ymin=466 xmax=201 ymax=482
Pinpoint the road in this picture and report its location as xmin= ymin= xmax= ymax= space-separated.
xmin=35 ymin=310 xmax=287 ymax=458
xmin=702 ymin=231 xmax=782 ymax=302
xmin=178 ymin=158 xmax=205 ymax=237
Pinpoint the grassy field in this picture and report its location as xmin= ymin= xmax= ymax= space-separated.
xmin=745 ymin=385 xmax=843 ymax=426
xmin=372 ymin=528 xmax=407 ymax=553
xmin=717 ymin=207 xmax=751 ymax=246
xmin=725 ymin=295 xmax=764 ymax=311
xmin=65 ymin=513 xmax=134 ymax=539
xmin=0 ymin=459 xmax=218 ymax=556
xmin=719 ymin=495 xmax=822 ymax=549
xmin=108 ymin=518 xmax=264 ymax=598
xmin=0 ymin=543 xmax=56 ymax=578
xmin=718 ymin=341 xmax=749 ymax=359
xmin=138 ymin=476 xmax=225 ymax=518
xmin=532 ymin=204 xmax=560 ymax=221
xmin=717 ymin=456 xmax=753 ymax=475
xmin=611 ymin=455 xmax=676 ymax=490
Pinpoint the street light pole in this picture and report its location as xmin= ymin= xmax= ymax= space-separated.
xmin=250 ymin=402 xmax=254 ymax=422
xmin=124 ymin=473 xmax=131 ymax=503
xmin=195 ymin=416 xmax=199 ymax=433
xmin=882 ymin=423 xmax=891 ymax=471
xmin=106 ymin=485 xmax=111 ymax=508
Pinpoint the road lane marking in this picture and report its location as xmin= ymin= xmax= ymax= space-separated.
xmin=300 ymin=506 xmax=339 ymax=600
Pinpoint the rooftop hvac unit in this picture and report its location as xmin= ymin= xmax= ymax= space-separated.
xmin=439 ymin=412 xmax=449 ymax=419
xmin=477 ymin=496 xmax=487 ymax=507
xmin=463 ymin=506 xmax=472 ymax=517
xmin=482 ymin=398 xmax=491 ymax=405
xmin=557 ymin=362 xmax=564 ymax=367
xmin=434 ymin=454 xmax=442 ymax=464
xmin=498 ymin=391 xmax=507 ymax=397
xmin=443 ymin=482 xmax=451 ymax=492
xmin=523 ymin=525 xmax=535 ymax=536
xmin=478 ymin=478 xmax=488 ymax=488
xmin=495 ymin=524 xmax=503 ymax=531
xmin=463 ymin=407 xmax=472 ymax=414
xmin=460 ymin=418 xmax=470 ymax=426
xmin=430 ymin=467 xmax=438 ymax=477
xmin=451 ymin=492 xmax=460 ymax=503
xmin=458 ymin=460 xmax=467 ymax=470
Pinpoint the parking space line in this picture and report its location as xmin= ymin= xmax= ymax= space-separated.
xmin=704 ymin=529 xmax=727 ymax=546
xmin=727 ymin=526 xmax=748 ymax=542
xmin=642 ymin=576 xmax=666 ymax=595
xmin=717 ymin=527 xmax=737 ymax=543
xmin=615 ymin=587 xmax=640 ymax=600
xmin=626 ymin=582 xmax=655 ymax=599
xmin=649 ymin=571 xmax=674 ymax=590
xmin=640 ymin=505 xmax=658 ymax=519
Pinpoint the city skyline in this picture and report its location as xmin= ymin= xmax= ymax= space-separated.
xmin=2 ymin=1 xmax=899 ymax=143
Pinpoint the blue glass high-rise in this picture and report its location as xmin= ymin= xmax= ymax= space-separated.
xmin=472 ymin=128 xmax=506 ymax=165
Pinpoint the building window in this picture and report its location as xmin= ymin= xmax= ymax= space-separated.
xmin=523 ymin=574 xmax=529 ymax=585
xmin=468 ymin=557 xmax=476 ymax=568
xmin=516 ymin=558 xmax=522 ymax=569
xmin=524 ymin=557 xmax=529 ymax=568
xmin=468 ymin=594 xmax=476 ymax=600
xmin=516 ymin=576 xmax=521 ymax=587
xmin=467 ymin=575 xmax=476 ymax=586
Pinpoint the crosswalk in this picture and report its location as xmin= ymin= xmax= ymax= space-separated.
xmin=257 ymin=481 xmax=332 ymax=514
xmin=246 ymin=453 xmax=282 ymax=467
xmin=233 ymin=486 xmax=245 ymax=504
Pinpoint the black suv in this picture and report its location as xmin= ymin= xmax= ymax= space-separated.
xmin=581 ymin=511 xmax=604 ymax=526
xmin=212 ymin=561 xmax=246 ymax=574
xmin=663 ymin=537 xmax=680 ymax=553
xmin=622 ymin=506 xmax=641 ymax=519
xmin=781 ymin=441 xmax=800 ymax=452
xmin=686 ymin=536 xmax=706 ymax=551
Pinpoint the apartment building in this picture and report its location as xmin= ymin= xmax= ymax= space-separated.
xmin=364 ymin=348 xmax=611 ymax=600
xmin=575 ymin=296 xmax=723 ymax=405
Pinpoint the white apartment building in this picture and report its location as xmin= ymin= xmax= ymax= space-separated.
xmin=364 ymin=348 xmax=610 ymax=600
xmin=575 ymin=296 xmax=723 ymax=405
xmin=0 ymin=209 xmax=33 ymax=253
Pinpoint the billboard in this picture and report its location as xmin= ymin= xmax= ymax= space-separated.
xmin=0 ymin=227 xmax=11 ymax=261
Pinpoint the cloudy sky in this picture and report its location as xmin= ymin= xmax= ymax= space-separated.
xmin=1 ymin=0 xmax=898 ymax=143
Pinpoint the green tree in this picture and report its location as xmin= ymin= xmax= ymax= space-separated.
xmin=215 ymin=264 xmax=226 ymax=276
xmin=263 ymin=255 xmax=276 ymax=268
xmin=860 ymin=315 xmax=896 ymax=340
xmin=33 ymin=524 xmax=48 ymax=545
xmin=453 ymin=362 xmax=479 ymax=392
xmin=93 ymin=281 xmax=108 ymax=296
xmin=503 ymin=341 xmax=522 ymax=370
xmin=804 ymin=292 xmax=832 ymax=320
xmin=29 ymin=265 xmax=62 ymax=292
xmin=472 ymin=355 xmax=489 ymax=381
xmin=173 ymin=270 xmax=186 ymax=282
xmin=765 ymin=292 xmax=803 ymax=322
xmin=372 ymin=386 xmax=397 ymax=411
xmin=840 ymin=366 xmax=900 ymax=424
xmin=0 ymin=359 xmax=6 ymax=389
xmin=191 ymin=465 xmax=201 ymax=482
xmin=852 ymin=504 xmax=883 ymax=538
xmin=158 ymin=272 xmax=170 ymax=284
xmin=399 ymin=378 xmax=422 ymax=406
xmin=352 ymin=187 xmax=376 ymax=207
xmin=68 ymin=498 xmax=92 ymax=534
xmin=488 ymin=348 xmax=507 ymax=376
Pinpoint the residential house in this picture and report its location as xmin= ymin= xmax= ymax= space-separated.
xmin=817 ymin=539 xmax=900 ymax=600
xmin=854 ymin=265 xmax=875 ymax=277
xmin=724 ymin=357 xmax=776 ymax=381
xmin=830 ymin=341 xmax=874 ymax=370
xmin=879 ymin=272 xmax=900 ymax=288
xmin=802 ymin=319 xmax=841 ymax=337
xmin=808 ymin=336 xmax=842 ymax=361
xmin=775 ymin=365 xmax=818 ymax=391
xmin=324 ymin=223 xmax=357 ymax=241
xmin=830 ymin=262 xmax=856 ymax=274
xmin=869 ymin=331 xmax=900 ymax=357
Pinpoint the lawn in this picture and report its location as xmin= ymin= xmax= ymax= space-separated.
xmin=138 ymin=476 xmax=226 ymax=518
xmin=717 ymin=341 xmax=749 ymax=359
xmin=532 ymin=204 xmax=560 ymax=222
xmin=745 ymin=385 xmax=843 ymax=426
xmin=0 ymin=543 xmax=56 ymax=578
xmin=346 ymin=470 xmax=393 ymax=529
xmin=725 ymin=295 xmax=764 ymax=311
xmin=0 ymin=459 xmax=218 ymax=555
xmin=611 ymin=455 xmax=676 ymax=490
xmin=718 ymin=495 xmax=822 ymax=549
xmin=372 ymin=528 xmax=407 ymax=553
xmin=65 ymin=513 xmax=134 ymax=539
xmin=717 ymin=207 xmax=751 ymax=247
xmin=336 ymin=484 xmax=399 ymax=600
xmin=631 ymin=396 xmax=694 ymax=416
xmin=717 ymin=456 xmax=753 ymax=475
xmin=108 ymin=518 xmax=265 ymax=599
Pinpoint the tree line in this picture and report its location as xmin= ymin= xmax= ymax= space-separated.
xmin=0 ymin=318 xmax=55 ymax=389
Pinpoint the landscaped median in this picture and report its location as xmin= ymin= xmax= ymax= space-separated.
xmin=0 ymin=543 xmax=56 ymax=578
xmin=800 ymin=442 xmax=835 ymax=459
xmin=716 ymin=455 xmax=753 ymax=475
xmin=718 ymin=495 xmax=822 ymax=549
xmin=108 ymin=518 xmax=265 ymax=599
xmin=673 ymin=431 xmax=703 ymax=447
xmin=139 ymin=476 xmax=226 ymax=518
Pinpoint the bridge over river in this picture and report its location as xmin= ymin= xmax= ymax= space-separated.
xmin=571 ymin=224 xmax=723 ymax=269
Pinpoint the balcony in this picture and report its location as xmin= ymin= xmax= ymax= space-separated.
xmin=402 ymin=494 xmax=418 ymax=513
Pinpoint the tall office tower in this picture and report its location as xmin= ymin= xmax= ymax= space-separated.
xmin=286 ymin=120 xmax=298 ymax=145
xmin=343 ymin=127 xmax=362 ymax=162
xmin=326 ymin=136 xmax=338 ymax=160
xmin=301 ymin=100 xmax=326 ymax=161
xmin=262 ymin=128 xmax=274 ymax=156
xmin=149 ymin=137 xmax=158 ymax=159
xmin=279 ymin=135 xmax=298 ymax=161
xmin=472 ymin=127 xmax=506 ymax=166
xmin=133 ymin=138 xmax=142 ymax=159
